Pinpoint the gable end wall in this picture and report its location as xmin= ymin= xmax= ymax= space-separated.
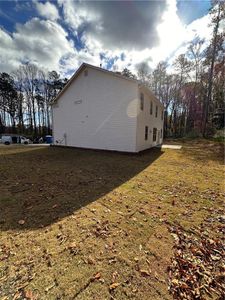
xmin=52 ymin=67 xmax=139 ymax=152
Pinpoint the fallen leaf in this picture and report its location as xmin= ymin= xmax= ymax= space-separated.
xmin=45 ymin=282 xmax=55 ymax=292
xmin=18 ymin=219 xmax=25 ymax=225
xmin=87 ymin=255 xmax=95 ymax=265
xmin=67 ymin=242 xmax=79 ymax=254
xmin=24 ymin=290 xmax=37 ymax=300
xmin=109 ymin=282 xmax=120 ymax=290
xmin=112 ymin=271 xmax=118 ymax=282
xmin=154 ymin=272 xmax=159 ymax=280
xmin=13 ymin=292 xmax=21 ymax=300
xmin=140 ymin=269 xmax=151 ymax=277
xmin=93 ymin=272 xmax=101 ymax=280
xmin=171 ymin=279 xmax=179 ymax=285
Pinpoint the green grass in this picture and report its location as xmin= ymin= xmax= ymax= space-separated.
xmin=0 ymin=140 xmax=224 ymax=299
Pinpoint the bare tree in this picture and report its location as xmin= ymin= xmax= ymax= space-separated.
xmin=203 ymin=1 xmax=225 ymax=136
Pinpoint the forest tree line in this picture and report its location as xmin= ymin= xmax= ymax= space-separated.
xmin=122 ymin=2 xmax=225 ymax=138
xmin=0 ymin=64 xmax=67 ymax=138
xmin=0 ymin=2 xmax=224 ymax=139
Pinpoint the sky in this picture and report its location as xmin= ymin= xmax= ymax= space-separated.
xmin=0 ymin=0 xmax=213 ymax=77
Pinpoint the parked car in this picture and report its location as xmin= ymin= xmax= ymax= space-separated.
xmin=0 ymin=134 xmax=30 ymax=145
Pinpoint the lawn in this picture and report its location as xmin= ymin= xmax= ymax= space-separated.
xmin=0 ymin=140 xmax=224 ymax=300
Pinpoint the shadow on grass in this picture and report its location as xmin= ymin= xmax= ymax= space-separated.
xmin=0 ymin=146 xmax=163 ymax=231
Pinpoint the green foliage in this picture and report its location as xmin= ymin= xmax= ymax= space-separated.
xmin=213 ymin=136 xmax=225 ymax=143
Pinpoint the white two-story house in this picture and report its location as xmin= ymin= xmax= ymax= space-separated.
xmin=52 ymin=63 xmax=164 ymax=153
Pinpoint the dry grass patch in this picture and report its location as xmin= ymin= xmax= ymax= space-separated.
xmin=0 ymin=140 xmax=224 ymax=299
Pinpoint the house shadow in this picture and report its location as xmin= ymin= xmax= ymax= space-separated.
xmin=0 ymin=146 xmax=163 ymax=231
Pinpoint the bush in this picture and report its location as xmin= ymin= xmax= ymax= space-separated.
xmin=204 ymin=124 xmax=217 ymax=138
xmin=213 ymin=129 xmax=225 ymax=143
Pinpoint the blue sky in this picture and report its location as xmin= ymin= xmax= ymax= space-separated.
xmin=0 ymin=0 xmax=212 ymax=76
xmin=177 ymin=0 xmax=211 ymax=24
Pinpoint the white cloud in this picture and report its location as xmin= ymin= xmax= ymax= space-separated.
xmin=117 ymin=0 xmax=213 ymax=71
xmin=35 ymin=1 xmax=59 ymax=21
xmin=58 ymin=0 xmax=168 ymax=50
xmin=131 ymin=0 xmax=213 ymax=70
xmin=0 ymin=29 xmax=20 ymax=72
xmin=149 ymin=0 xmax=186 ymax=64
xmin=0 ymin=0 xmax=214 ymax=77
xmin=0 ymin=18 xmax=76 ymax=74
xmin=58 ymin=0 xmax=213 ymax=74
xmin=187 ymin=14 xmax=212 ymax=41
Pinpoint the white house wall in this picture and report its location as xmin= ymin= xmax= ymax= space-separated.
xmin=136 ymin=88 xmax=164 ymax=152
xmin=52 ymin=67 xmax=138 ymax=152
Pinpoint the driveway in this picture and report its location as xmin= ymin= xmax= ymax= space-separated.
xmin=158 ymin=144 xmax=182 ymax=149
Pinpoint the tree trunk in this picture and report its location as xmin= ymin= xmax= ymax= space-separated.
xmin=203 ymin=4 xmax=221 ymax=137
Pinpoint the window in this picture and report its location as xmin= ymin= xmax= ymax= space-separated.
xmin=140 ymin=93 xmax=144 ymax=110
xmin=150 ymin=101 xmax=153 ymax=115
xmin=145 ymin=126 xmax=148 ymax=140
xmin=153 ymin=128 xmax=157 ymax=142
xmin=160 ymin=129 xmax=162 ymax=138
xmin=161 ymin=109 xmax=164 ymax=120
xmin=84 ymin=69 xmax=88 ymax=76
xmin=155 ymin=105 xmax=158 ymax=118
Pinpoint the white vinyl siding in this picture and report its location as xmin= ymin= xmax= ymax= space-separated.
xmin=136 ymin=87 xmax=164 ymax=151
xmin=53 ymin=67 xmax=138 ymax=152
xmin=52 ymin=64 xmax=163 ymax=153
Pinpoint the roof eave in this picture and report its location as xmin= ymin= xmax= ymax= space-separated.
xmin=51 ymin=63 xmax=87 ymax=105
xmin=51 ymin=63 xmax=139 ymax=105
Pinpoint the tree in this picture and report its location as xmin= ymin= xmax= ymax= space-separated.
xmin=12 ymin=68 xmax=25 ymax=132
xmin=172 ymin=54 xmax=192 ymax=136
xmin=0 ymin=73 xmax=18 ymax=131
xmin=0 ymin=63 xmax=68 ymax=136
xmin=150 ymin=62 xmax=174 ymax=137
xmin=137 ymin=62 xmax=151 ymax=85
xmin=186 ymin=38 xmax=205 ymax=132
xmin=203 ymin=1 xmax=225 ymax=136
xmin=19 ymin=63 xmax=39 ymax=134
xmin=121 ymin=68 xmax=137 ymax=80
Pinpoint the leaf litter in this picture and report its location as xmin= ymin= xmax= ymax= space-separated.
xmin=167 ymin=211 xmax=225 ymax=300
xmin=0 ymin=140 xmax=224 ymax=299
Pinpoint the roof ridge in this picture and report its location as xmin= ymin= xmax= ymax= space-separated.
xmin=82 ymin=62 xmax=139 ymax=83
xmin=52 ymin=62 xmax=162 ymax=108
xmin=52 ymin=62 xmax=138 ymax=104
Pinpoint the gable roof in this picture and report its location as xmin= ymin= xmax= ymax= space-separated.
xmin=52 ymin=62 xmax=163 ymax=109
xmin=52 ymin=62 xmax=138 ymax=104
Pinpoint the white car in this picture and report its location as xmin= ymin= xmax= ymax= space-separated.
xmin=1 ymin=135 xmax=30 ymax=145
